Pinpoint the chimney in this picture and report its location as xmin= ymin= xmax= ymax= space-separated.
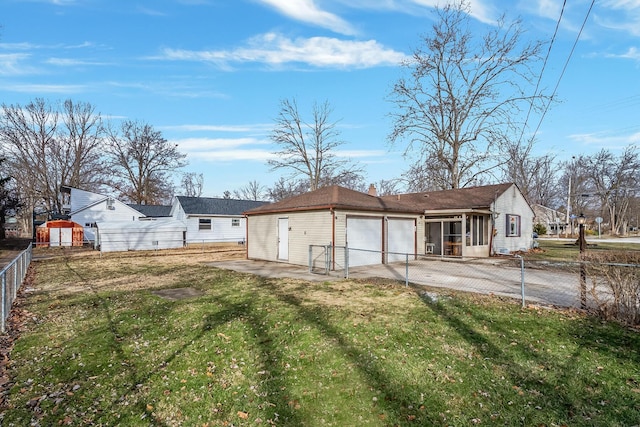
xmin=368 ymin=184 xmax=377 ymax=196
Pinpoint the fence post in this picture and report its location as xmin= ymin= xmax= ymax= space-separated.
xmin=405 ymin=253 xmax=409 ymax=287
xmin=516 ymin=255 xmax=525 ymax=308
xmin=1 ymin=272 xmax=6 ymax=333
xmin=308 ymin=245 xmax=312 ymax=274
xmin=345 ymin=244 xmax=349 ymax=279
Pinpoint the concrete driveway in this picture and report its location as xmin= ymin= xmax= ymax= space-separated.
xmin=210 ymin=258 xmax=586 ymax=309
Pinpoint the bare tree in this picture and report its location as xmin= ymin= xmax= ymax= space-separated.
xmin=181 ymin=172 xmax=204 ymax=197
xmin=234 ymin=180 xmax=266 ymax=201
xmin=266 ymin=177 xmax=309 ymax=202
xmin=502 ymin=141 xmax=559 ymax=207
xmin=584 ymin=146 xmax=640 ymax=235
xmin=388 ymin=1 xmax=548 ymax=189
xmin=268 ymin=98 xmax=362 ymax=192
xmin=58 ymin=99 xmax=106 ymax=191
xmin=0 ymin=99 xmax=60 ymax=216
xmin=0 ymin=159 xmax=21 ymax=239
xmin=106 ymin=120 xmax=186 ymax=204
xmin=374 ymin=178 xmax=402 ymax=196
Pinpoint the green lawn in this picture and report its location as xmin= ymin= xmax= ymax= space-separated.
xmin=2 ymin=251 xmax=639 ymax=426
xmin=528 ymin=238 xmax=640 ymax=262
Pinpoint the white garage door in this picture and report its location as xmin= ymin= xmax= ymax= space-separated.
xmin=387 ymin=218 xmax=416 ymax=263
xmin=346 ymin=216 xmax=382 ymax=267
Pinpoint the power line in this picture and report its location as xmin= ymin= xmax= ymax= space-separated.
xmin=517 ymin=0 xmax=566 ymax=146
xmin=529 ymin=0 xmax=596 ymax=141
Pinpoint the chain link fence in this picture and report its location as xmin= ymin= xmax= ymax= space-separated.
xmin=309 ymin=245 xmax=640 ymax=324
xmin=1 ymin=243 xmax=33 ymax=333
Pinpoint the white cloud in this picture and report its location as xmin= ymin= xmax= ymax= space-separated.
xmin=569 ymin=130 xmax=640 ymax=148
xmin=45 ymin=57 xmax=109 ymax=66
xmin=257 ymin=0 xmax=357 ymax=35
xmin=605 ymin=47 xmax=640 ymax=61
xmin=163 ymin=124 xmax=272 ymax=133
xmin=174 ymin=137 xmax=269 ymax=152
xmin=187 ymin=149 xmax=276 ymax=162
xmin=159 ymin=32 xmax=407 ymax=69
xmin=595 ymin=0 xmax=640 ymax=37
xmin=0 ymin=53 xmax=35 ymax=75
xmin=335 ymin=149 xmax=388 ymax=158
xmin=2 ymin=83 xmax=87 ymax=93
xmin=410 ymin=0 xmax=498 ymax=24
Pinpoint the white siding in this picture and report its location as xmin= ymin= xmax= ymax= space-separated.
xmin=492 ymin=185 xmax=535 ymax=254
xmin=97 ymin=220 xmax=186 ymax=252
xmin=247 ymin=210 xmax=333 ymax=266
xmin=185 ymin=216 xmax=247 ymax=244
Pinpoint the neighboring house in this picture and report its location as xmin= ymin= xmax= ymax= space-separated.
xmin=170 ymin=196 xmax=269 ymax=244
xmin=244 ymin=183 xmax=534 ymax=267
xmin=533 ymin=204 xmax=566 ymax=236
xmin=61 ymin=186 xmax=146 ymax=243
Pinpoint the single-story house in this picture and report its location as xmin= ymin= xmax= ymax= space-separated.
xmin=244 ymin=183 xmax=534 ymax=268
xmin=533 ymin=204 xmax=567 ymax=236
xmin=170 ymin=196 xmax=269 ymax=245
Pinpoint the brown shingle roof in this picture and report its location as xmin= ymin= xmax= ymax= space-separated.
xmin=244 ymin=185 xmax=423 ymax=215
xmin=383 ymin=183 xmax=514 ymax=211
xmin=244 ymin=183 xmax=516 ymax=215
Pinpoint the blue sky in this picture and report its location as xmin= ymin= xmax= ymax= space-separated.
xmin=1 ymin=0 xmax=640 ymax=197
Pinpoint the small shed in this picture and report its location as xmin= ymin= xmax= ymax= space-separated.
xmin=36 ymin=220 xmax=85 ymax=247
xmin=96 ymin=219 xmax=187 ymax=253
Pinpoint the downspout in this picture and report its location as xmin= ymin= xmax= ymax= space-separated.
xmin=331 ymin=208 xmax=335 ymax=270
xmin=245 ymin=215 xmax=249 ymax=259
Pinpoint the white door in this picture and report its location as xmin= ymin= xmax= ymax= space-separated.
xmin=346 ymin=217 xmax=382 ymax=267
xmin=278 ymin=218 xmax=289 ymax=261
xmin=60 ymin=228 xmax=73 ymax=247
xmin=387 ymin=218 xmax=415 ymax=263
xmin=50 ymin=228 xmax=61 ymax=247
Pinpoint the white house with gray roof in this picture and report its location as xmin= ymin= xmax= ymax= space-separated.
xmin=170 ymin=196 xmax=268 ymax=244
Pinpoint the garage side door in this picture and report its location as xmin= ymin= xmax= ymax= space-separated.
xmin=387 ymin=218 xmax=415 ymax=263
xmin=346 ymin=216 xmax=382 ymax=267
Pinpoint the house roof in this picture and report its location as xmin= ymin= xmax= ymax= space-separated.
xmin=128 ymin=204 xmax=172 ymax=217
xmin=382 ymin=183 xmax=514 ymax=211
xmin=176 ymin=196 xmax=269 ymax=216
xmin=244 ymin=185 xmax=423 ymax=215
xmin=245 ymin=183 xmax=518 ymax=216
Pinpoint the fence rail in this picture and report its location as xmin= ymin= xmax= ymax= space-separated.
xmin=1 ymin=243 xmax=33 ymax=333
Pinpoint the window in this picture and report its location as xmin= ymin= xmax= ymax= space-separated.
xmin=506 ymin=214 xmax=521 ymax=237
xmin=465 ymin=215 xmax=488 ymax=246
xmin=231 ymin=218 xmax=240 ymax=227
xmin=199 ymin=218 xmax=212 ymax=230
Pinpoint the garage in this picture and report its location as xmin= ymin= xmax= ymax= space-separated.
xmin=387 ymin=217 xmax=416 ymax=263
xmin=346 ymin=216 xmax=383 ymax=267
